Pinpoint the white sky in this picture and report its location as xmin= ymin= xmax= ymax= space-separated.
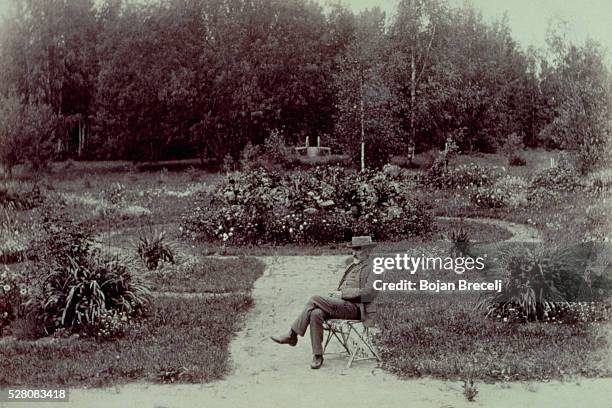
xmin=341 ymin=0 xmax=612 ymax=64
xmin=0 ymin=0 xmax=610 ymax=64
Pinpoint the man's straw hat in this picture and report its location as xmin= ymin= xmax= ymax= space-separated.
xmin=347 ymin=236 xmax=376 ymax=249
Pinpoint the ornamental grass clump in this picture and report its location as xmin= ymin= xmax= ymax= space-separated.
xmin=23 ymin=211 xmax=151 ymax=338
xmin=137 ymin=228 xmax=175 ymax=270
xmin=38 ymin=253 xmax=150 ymax=335
xmin=477 ymin=243 xmax=612 ymax=323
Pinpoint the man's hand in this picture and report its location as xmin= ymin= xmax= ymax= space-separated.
xmin=328 ymin=290 xmax=342 ymax=298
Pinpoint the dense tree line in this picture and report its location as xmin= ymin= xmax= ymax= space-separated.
xmin=0 ymin=0 xmax=610 ymax=174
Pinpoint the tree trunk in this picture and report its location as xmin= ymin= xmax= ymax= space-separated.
xmin=78 ymin=122 xmax=83 ymax=157
xmin=410 ymin=50 xmax=416 ymax=146
xmin=360 ymin=76 xmax=365 ymax=172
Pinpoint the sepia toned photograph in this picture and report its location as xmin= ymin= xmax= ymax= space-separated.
xmin=0 ymin=0 xmax=611 ymax=407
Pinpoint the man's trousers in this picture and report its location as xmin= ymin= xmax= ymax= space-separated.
xmin=291 ymin=295 xmax=360 ymax=355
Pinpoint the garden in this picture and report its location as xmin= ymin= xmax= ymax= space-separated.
xmin=0 ymin=146 xmax=610 ymax=389
xmin=0 ymin=0 xmax=611 ymax=403
xmin=0 ymin=168 xmax=265 ymax=386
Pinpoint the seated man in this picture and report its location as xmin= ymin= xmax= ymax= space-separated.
xmin=271 ymin=236 xmax=378 ymax=369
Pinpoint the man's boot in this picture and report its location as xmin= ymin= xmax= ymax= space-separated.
xmin=310 ymin=354 xmax=324 ymax=369
xmin=271 ymin=330 xmax=298 ymax=346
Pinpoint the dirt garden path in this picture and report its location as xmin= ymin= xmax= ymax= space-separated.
xmin=36 ymin=255 xmax=612 ymax=408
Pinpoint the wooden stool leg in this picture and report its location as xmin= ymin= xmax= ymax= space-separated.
xmin=347 ymin=344 xmax=358 ymax=368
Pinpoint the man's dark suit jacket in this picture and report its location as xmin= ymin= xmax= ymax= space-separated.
xmin=338 ymin=258 xmax=379 ymax=327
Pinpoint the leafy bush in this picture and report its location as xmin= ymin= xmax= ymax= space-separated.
xmin=0 ymin=182 xmax=43 ymax=210
xmin=28 ymin=209 xmax=94 ymax=267
xmin=508 ymin=155 xmax=526 ymax=166
xmin=182 ymin=166 xmax=434 ymax=245
xmin=222 ymin=153 xmax=237 ymax=173
xmin=0 ymin=208 xmax=31 ymax=263
xmin=525 ymin=186 xmax=562 ymax=208
xmin=496 ymin=176 xmax=529 ymax=207
xmin=137 ymin=229 xmax=175 ymax=270
xmin=0 ymin=95 xmax=60 ymax=177
xmin=240 ymin=130 xmax=293 ymax=171
xmin=502 ymin=133 xmax=525 ymax=167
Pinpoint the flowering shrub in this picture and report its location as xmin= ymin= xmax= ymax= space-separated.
xmin=488 ymin=301 xmax=611 ymax=324
xmin=0 ymin=266 xmax=28 ymax=334
xmin=423 ymin=162 xmax=498 ymax=190
xmin=182 ymin=166 xmax=434 ymax=245
xmin=501 ymin=133 xmax=526 ymax=167
xmin=496 ymin=176 xmax=529 ymax=207
xmin=470 ymin=176 xmax=530 ymax=209
xmin=525 ymin=186 xmax=562 ymax=208
xmin=0 ymin=208 xmax=31 ymax=263
xmin=94 ymin=309 xmax=132 ymax=340
xmin=470 ymin=187 xmax=507 ymax=208
xmin=531 ymin=161 xmax=581 ymax=192
xmin=104 ymin=182 xmax=127 ymax=205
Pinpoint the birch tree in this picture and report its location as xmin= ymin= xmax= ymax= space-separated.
xmin=333 ymin=7 xmax=399 ymax=170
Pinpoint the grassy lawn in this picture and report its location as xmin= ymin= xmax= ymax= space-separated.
xmin=374 ymin=255 xmax=612 ymax=382
xmin=376 ymin=292 xmax=611 ymax=381
xmin=146 ymin=257 xmax=265 ymax=293
xmin=1 ymin=295 xmax=253 ymax=387
xmin=450 ymin=148 xmax=560 ymax=177
xmin=47 ymin=169 xmax=221 ymax=231
xmin=423 ymin=183 xmax=610 ymax=243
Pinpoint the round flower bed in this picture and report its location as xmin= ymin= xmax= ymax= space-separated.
xmin=182 ymin=166 xmax=435 ymax=245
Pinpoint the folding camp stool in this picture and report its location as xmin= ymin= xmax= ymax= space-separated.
xmin=322 ymin=319 xmax=382 ymax=368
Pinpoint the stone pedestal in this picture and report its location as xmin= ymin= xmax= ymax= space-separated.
xmin=307 ymin=147 xmax=320 ymax=157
